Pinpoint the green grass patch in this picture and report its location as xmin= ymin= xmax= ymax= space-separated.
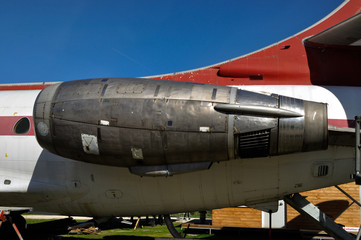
xmin=26 ymin=218 xmax=59 ymax=224
xmin=58 ymin=224 xmax=212 ymax=239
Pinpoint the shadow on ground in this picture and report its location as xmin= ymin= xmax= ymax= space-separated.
xmin=61 ymin=237 xmax=155 ymax=240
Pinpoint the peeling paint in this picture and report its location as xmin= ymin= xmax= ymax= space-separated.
xmin=81 ymin=134 xmax=99 ymax=155
xmin=199 ymin=126 xmax=210 ymax=132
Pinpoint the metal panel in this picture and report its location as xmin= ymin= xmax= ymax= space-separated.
xmin=34 ymin=78 xmax=328 ymax=168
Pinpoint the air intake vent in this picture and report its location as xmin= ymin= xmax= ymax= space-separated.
xmin=318 ymin=165 xmax=329 ymax=177
xmin=238 ymin=130 xmax=270 ymax=158
xmin=313 ymin=163 xmax=332 ymax=177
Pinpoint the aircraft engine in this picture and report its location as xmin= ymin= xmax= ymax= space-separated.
xmin=34 ymin=78 xmax=327 ymax=170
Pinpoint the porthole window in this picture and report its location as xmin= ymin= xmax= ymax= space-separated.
xmin=13 ymin=117 xmax=30 ymax=134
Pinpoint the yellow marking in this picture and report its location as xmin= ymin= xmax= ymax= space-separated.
xmin=5 ymin=153 xmax=8 ymax=157
xmin=13 ymin=112 xmax=18 ymax=116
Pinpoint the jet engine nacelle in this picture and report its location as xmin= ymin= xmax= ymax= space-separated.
xmin=34 ymin=78 xmax=328 ymax=168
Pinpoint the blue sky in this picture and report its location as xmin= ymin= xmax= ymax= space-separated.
xmin=0 ymin=0 xmax=342 ymax=84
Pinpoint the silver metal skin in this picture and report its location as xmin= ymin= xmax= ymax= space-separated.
xmin=34 ymin=78 xmax=328 ymax=173
xmin=214 ymin=104 xmax=303 ymax=117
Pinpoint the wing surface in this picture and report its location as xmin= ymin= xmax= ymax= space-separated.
xmin=153 ymin=0 xmax=361 ymax=87
xmin=305 ymin=12 xmax=361 ymax=86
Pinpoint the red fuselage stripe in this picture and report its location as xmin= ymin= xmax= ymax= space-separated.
xmin=0 ymin=85 xmax=50 ymax=91
xmin=0 ymin=116 xmax=354 ymax=137
xmin=328 ymin=119 xmax=354 ymax=128
xmin=0 ymin=116 xmax=34 ymax=136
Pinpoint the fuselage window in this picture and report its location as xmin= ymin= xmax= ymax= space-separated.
xmin=13 ymin=117 xmax=30 ymax=134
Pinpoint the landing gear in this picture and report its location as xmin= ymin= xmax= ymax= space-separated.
xmin=164 ymin=214 xmax=182 ymax=238
xmin=0 ymin=211 xmax=27 ymax=240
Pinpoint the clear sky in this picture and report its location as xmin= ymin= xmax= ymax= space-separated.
xmin=0 ymin=0 xmax=342 ymax=84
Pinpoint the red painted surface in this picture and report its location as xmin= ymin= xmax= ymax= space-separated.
xmin=0 ymin=210 xmax=4 ymax=222
xmin=305 ymin=40 xmax=361 ymax=86
xmin=1 ymin=2 xmax=359 ymax=91
xmin=155 ymin=0 xmax=361 ymax=86
xmin=0 ymin=84 xmax=50 ymax=91
xmin=0 ymin=116 xmax=34 ymax=136
xmin=328 ymin=119 xmax=355 ymax=128
xmin=0 ymin=2 xmax=357 ymax=135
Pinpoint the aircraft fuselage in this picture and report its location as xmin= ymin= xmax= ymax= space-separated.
xmin=0 ymin=84 xmax=357 ymax=217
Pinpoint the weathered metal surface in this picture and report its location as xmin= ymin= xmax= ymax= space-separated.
xmin=34 ymin=78 xmax=328 ymax=168
xmin=129 ymin=162 xmax=212 ymax=177
xmin=34 ymin=78 xmax=230 ymax=167
xmin=214 ymin=104 xmax=303 ymax=118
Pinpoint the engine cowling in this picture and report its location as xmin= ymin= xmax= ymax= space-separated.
xmin=33 ymin=78 xmax=327 ymax=167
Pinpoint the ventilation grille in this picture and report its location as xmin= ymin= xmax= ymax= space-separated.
xmin=317 ymin=165 xmax=329 ymax=177
xmin=238 ymin=130 xmax=270 ymax=158
xmin=313 ymin=163 xmax=331 ymax=177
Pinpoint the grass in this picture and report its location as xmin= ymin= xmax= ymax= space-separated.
xmin=24 ymin=218 xmax=309 ymax=240
xmin=23 ymin=218 xmax=213 ymax=239
xmin=24 ymin=212 xmax=214 ymax=239
xmin=26 ymin=218 xmax=59 ymax=224
xmin=58 ymin=224 xmax=213 ymax=239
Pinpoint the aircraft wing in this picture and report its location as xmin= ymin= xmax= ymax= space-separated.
xmin=153 ymin=0 xmax=361 ymax=87
xmin=306 ymin=12 xmax=361 ymax=46
xmin=305 ymin=12 xmax=361 ymax=86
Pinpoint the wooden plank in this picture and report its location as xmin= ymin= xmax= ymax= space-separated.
xmin=212 ymin=207 xmax=262 ymax=228
xmin=287 ymin=183 xmax=360 ymax=230
xmin=212 ymin=183 xmax=360 ymax=230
